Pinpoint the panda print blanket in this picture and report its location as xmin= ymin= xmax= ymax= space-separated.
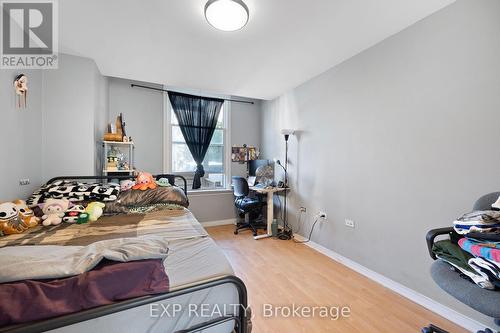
xmin=26 ymin=181 xmax=120 ymax=207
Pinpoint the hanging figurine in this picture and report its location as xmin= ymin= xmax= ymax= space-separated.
xmin=14 ymin=74 xmax=28 ymax=108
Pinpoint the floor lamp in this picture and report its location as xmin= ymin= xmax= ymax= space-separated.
xmin=276 ymin=129 xmax=294 ymax=240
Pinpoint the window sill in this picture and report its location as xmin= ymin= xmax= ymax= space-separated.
xmin=188 ymin=188 xmax=233 ymax=196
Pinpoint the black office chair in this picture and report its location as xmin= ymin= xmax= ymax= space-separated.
xmin=232 ymin=176 xmax=267 ymax=236
xmin=424 ymin=193 xmax=500 ymax=333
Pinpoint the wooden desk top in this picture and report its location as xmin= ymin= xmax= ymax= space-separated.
xmin=249 ymin=186 xmax=287 ymax=193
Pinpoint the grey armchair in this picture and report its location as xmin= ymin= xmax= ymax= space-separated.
xmin=424 ymin=192 xmax=500 ymax=333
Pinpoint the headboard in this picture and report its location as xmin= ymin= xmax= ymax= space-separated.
xmin=46 ymin=174 xmax=188 ymax=195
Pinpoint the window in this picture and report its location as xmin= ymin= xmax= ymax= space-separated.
xmin=170 ymin=105 xmax=228 ymax=189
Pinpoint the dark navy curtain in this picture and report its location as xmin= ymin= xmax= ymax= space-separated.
xmin=168 ymin=91 xmax=224 ymax=189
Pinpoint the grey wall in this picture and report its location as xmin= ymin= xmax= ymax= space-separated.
xmin=231 ymin=100 xmax=262 ymax=178
xmin=0 ymin=54 xmax=107 ymax=201
xmin=94 ymin=72 xmax=109 ymax=176
xmin=108 ymin=78 xmax=164 ymax=174
xmin=187 ymin=191 xmax=233 ymax=223
xmin=0 ymin=70 xmax=43 ymax=199
xmin=261 ymin=0 xmax=500 ymax=327
xmin=42 ymin=54 xmax=104 ymax=180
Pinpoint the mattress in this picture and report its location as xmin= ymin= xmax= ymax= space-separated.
xmin=45 ymin=237 xmax=239 ymax=333
xmin=0 ymin=208 xmax=240 ymax=333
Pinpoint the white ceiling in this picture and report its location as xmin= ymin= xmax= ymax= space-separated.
xmin=60 ymin=0 xmax=455 ymax=100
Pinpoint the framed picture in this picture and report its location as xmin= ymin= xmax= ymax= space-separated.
xmin=231 ymin=145 xmax=260 ymax=163
xmin=232 ymin=146 xmax=246 ymax=162
xmin=248 ymin=147 xmax=259 ymax=160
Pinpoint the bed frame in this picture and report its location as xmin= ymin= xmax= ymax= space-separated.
xmin=3 ymin=276 xmax=248 ymax=333
xmin=46 ymin=174 xmax=189 ymax=195
xmin=1 ymin=175 xmax=249 ymax=333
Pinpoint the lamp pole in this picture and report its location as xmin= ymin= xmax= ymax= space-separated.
xmin=279 ymin=133 xmax=291 ymax=240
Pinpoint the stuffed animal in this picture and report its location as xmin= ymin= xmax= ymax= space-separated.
xmin=77 ymin=212 xmax=90 ymax=224
xmin=132 ymin=172 xmax=157 ymax=191
xmin=0 ymin=202 xmax=27 ymax=234
xmin=120 ymin=179 xmax=135 ymax=191
xmin=63 ymin=205 xmax=86 ymax=224
xmin=41 ymin=199 xmax=71 ymax=226
xmin=155 ymin=178 xmax=172 ymax=187
xmin=14 ymin=199 xmax=39 ymax=228
xmin=86 ymin=202 xmax=105 ymax=222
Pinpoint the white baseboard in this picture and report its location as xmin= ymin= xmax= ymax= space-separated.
xmin=293 ymin=235 xmax=489 ymax=332
xmin=201 ymin=218 xmax=236 ymax=227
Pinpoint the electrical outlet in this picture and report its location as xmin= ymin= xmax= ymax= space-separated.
xmin=19 ymin=179 xmax=30 ymax=186
xmin=299 ymin=207 xmax=306 ymax=213
xmin=318 ymin=211 xmax=327 ymax=219
xmin=345 ymin=219 xmax=355 ymax=228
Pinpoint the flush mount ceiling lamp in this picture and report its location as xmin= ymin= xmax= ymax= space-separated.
xmin=204 ymin=0 xmax=249 ymax=32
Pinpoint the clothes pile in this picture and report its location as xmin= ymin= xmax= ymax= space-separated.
xmin=433 ymin=207 xmax=500 ymax=290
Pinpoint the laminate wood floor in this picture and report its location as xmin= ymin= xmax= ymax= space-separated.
xmin=207 ymin=225 xmax=468 ymax=333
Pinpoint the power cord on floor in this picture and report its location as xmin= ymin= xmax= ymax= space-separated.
xmin=293 ymin=217 xmax=319 ymax=244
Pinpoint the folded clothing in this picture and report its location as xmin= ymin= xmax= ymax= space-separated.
xmin=455 ymin=211 xmax=500 ymax=224
xmin=465 ymin=238 xmax=500 ymax=249
xmin=459 ymin=238 xmax=500 ymax=263
xmin=453 ymin=210 xmax=500 ymax=235
xmin=454 ymin=224 xmax=500 ymax=234
xmin=468 ymin=257 xmax=500 ymax=289
xmin=466 ymin=232 xmax=500 ymax=242
xmin=491 ymin=195 xmax=500 ymax=210
xmin=0 ymin=259 xmax=169 ymax=327
xmin=432 ymin=239 xmax=494 ymax=289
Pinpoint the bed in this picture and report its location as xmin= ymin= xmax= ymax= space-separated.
xmin=0 ymin=175 xmax=249 ymax=333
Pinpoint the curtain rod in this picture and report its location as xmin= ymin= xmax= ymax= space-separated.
xmin=130 ymin=84 xmax=254 ymax=105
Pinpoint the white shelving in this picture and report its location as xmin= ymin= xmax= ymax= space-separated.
xmin=102 ymin=141 xmax=135 ymax=175
xmin=103 ymin=141 xmax=134 ymax=145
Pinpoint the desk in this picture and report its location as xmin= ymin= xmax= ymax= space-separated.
xmin=249 ymin=186 xmax=286 ymax=240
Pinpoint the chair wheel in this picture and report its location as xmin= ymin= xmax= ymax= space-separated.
xmin=234 ymin=230 xmax=238 ymax=235
xmin=253 ymin=232 xmax=257 ymax=236
xmin=422 ymin=327 xmax=432 ymax=333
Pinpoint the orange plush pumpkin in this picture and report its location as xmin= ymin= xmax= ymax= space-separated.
xmin=132 ymin=172 xmax=157 ymax=191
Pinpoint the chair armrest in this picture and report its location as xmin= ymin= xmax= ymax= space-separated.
xmin=426 ymin=227 xmax=456 ymax=260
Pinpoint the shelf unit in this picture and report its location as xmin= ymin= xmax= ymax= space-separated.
xmin=102 ymin=141 xmax=135 ymax=175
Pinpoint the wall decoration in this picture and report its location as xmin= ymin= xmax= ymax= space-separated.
xmin=248 ymin=146 xmax=258 ymax=160
xmin=231 ymin=144 xmax=260 ymax=163
xmin=231 ymin=146 xmax=246 ymax=162
xmin=13 ymin=74 xmax=28 ymax=108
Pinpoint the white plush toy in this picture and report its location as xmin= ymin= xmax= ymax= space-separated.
xmin=41 ymin=199 xmax=71 ymax=226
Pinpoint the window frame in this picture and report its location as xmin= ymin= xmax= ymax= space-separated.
xmin=163 ymin=93 xmax=231 ymax=191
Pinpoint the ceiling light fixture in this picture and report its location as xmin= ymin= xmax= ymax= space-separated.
xmin=204 ymin=0 xmax=249 ymax=32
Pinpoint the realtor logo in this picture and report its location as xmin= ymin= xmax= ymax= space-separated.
xmin=1 ymin=0 xmax=58 ymax=68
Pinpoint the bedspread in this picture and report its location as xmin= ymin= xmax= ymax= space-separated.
xmin=0 ymin=208 xmax=204 ymax=247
